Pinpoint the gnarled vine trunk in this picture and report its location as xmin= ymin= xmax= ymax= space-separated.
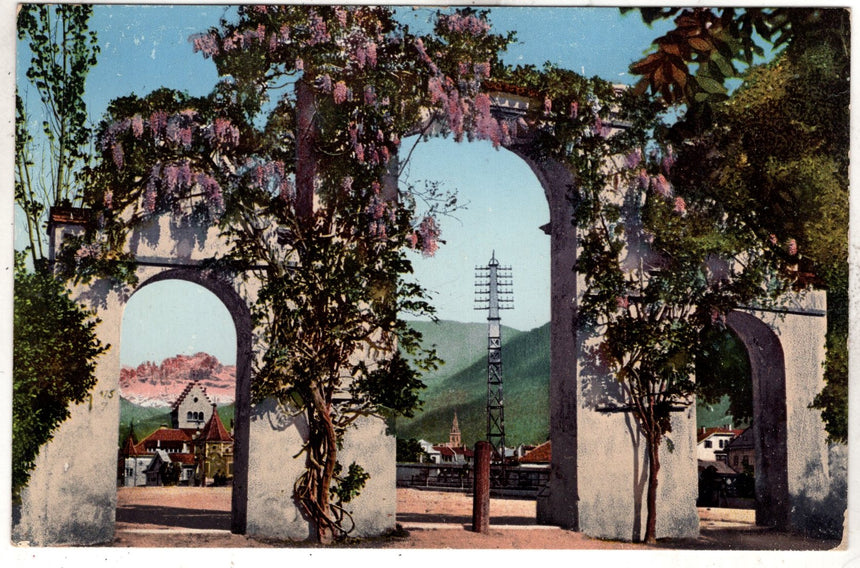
xmin=643 ymin=430 xmax=661 ymax=544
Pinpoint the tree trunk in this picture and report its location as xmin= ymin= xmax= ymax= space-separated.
xmin=643 ymin=431 xmax=661 ymax=544
xmin=312 ymin=390 xmax=339 ymax=544
xmin=295 ymin=78 xmax=317 ymax=220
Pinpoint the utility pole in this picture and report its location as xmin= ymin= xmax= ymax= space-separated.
xmin=474 ymin=252 xmax=513 ymax=472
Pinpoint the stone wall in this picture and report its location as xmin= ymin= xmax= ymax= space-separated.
xmin=14 ymin=212 xmax=399 ymax=545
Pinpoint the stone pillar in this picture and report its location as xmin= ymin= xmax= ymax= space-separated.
xmin=13 ymin=280 xmax=124 ymax=546
xmin=513 ymin=149 xmax=699 ymax=541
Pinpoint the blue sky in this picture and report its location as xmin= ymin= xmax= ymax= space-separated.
xmin=16 ymin=5 xmax=676 ymax=367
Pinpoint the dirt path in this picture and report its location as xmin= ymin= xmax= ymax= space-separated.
xmin=111 ymin=486 xmax=841 ymax=550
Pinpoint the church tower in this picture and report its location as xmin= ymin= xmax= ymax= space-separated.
xmin=448 ymin=411 xmax=462 ymax=448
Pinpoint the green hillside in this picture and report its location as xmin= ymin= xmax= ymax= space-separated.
xmin=405 ymin=320 xmax=524 ymax=384
xmin=397 ymin=321 xmax=551 ymax=447
xmin=119 ymin=398 xmax=236 ymax=446
xmin=397 ymin=320 xmax=743 ymax=447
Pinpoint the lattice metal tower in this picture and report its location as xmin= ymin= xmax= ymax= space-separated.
xmin=474 ymin=252 xmax=513 ymax=465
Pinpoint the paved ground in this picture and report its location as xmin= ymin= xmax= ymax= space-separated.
xmin=109 ymin=486 xmax=842 ymax=550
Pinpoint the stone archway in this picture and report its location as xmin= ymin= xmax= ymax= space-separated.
xmin=725 ymin=295 xmax=838 ymax=533
xmin=725 ymin=310 xmax=790 ymax=528
xmin=129 ymin=267 xmax=253 ymax=535
xmin=14 ymin=86 xmax=841 ymax=545
xmin=13 ymin=208 xmax=398 ymax=545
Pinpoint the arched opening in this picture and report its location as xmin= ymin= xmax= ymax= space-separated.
xmin=694 ymin=311 xmax=790 ymax=530
xmin=725 ymin=311 xmax=790 ymax=529
xmin=695 ymin=327 xmax=755 ymax=514
xmin=394 ymin=134 xmax=553 ymax=523
xmin=116 ymin=270 xmax=252 ymax=534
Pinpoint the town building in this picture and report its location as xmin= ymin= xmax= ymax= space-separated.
xmin=518 ymin=440 xmax=551 ymax=467
xmin=429 ymin=412 xmax=473 ymax=464
xmin=170 ymin=381 xmax=215 ymax=430
xmin=117 ymin=380 xmax=233 ymax=486
xmin=725 ymin=426 xmax=756 ymax=474
xmin=117 ymin=423 xmax=152 ymax=487
xmin=696 ymin=426 xmax=742 ymax=462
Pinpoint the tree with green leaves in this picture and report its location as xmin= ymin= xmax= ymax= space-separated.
xmin=574 ymin=131 xmax=785 ymax=542
xmin=13 ymin=4 xmax=105 ymax=504
xmin=12 ymin=253 xmax=107 ymax=503
xmin=627 ymin=7 xmax=850 ymax=442
xmin=396 ymin=437 xmax=429 ymax=463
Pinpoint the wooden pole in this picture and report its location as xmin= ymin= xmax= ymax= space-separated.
xmin=472 ymin=441 xmax=491 ymax=533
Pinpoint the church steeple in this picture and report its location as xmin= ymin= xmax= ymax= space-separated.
xmin=448 ymin=411 xmax=462 ymax=448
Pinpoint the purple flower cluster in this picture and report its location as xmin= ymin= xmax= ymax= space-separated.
xmin=142 ymin=159 xmax=224 ymax=215
xmin=206 ymin=117 xmax=241 ymax=150
xmin=438 ymin=13 xmax=490 ymax=36
xmin=414 ymin=216 xmax=440 ymax=257
xmin=75 ymin=242 xmax=102 ymax=261
xmin=651 ymin=173 xmax=673 ymax=198
xmin=306 ymin=10 xmax=330 ymax=46
xmin=245 ymin=159 xmax=293 ymax=203
xmin=661 ymin=146 xmax=675 ymax=175
xmin=473 ymin=93 xmax=502 ymax=147
xmin=625 ymin=148 xmax=643 ymax=170
xmin=191 ymin=32 xmax=220 ymax=58
xmin=333 ymin=81 xmax=349 ymax=105
xmin=345 ymin=30 xmax=378 ymax=70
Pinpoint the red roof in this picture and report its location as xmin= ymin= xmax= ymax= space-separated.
xmin=450 ymin=447 xmax=473 ymax=457
xmin=697 ymin=427 xmax=743 ymax=443
xmin=519 ymin=441 xmax=551 ymax=464
xmin=169 ymin=453 xmax=197 ymax=465
xmin=48 ymin=206 xmax=90 ymax=227
xmin=199 ymin=407 xmax=233 ymax=442
xmin=698 ymin=459 xmax=737 ymax=475
xmin=431 ymin=445 xmax=472 ymax=458
xmin=433 ymin=446 xmax=455 ymax=457
xmin=142 ymin=427 xmax=192 ymax=444
xmin=120 ymin=434 xmax=152 ymax=457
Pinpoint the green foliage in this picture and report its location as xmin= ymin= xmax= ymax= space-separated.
xmin=396 ymin=438 xmax=428 ymax=463
xmin=332 ymin=462 xmax=370 ymax=505
xmin=12 ymin=254 xmax=107 ymax=502
xmin=695 ymin=327 xmax=753 ymax=424
xmin=398 ymin=322 xmax=550 ymax=447
xmin=665 ymin=36 xmax=849 ymax=443
xmin=79 ymin=6 xmax=517 ymax=543
xmin=625 ymin=8 xmax=849 ymax=106
xmin=402 ymin=320 xmax=523 ymax=383
xmin=629 ymin=7 xmax=849 ymax=443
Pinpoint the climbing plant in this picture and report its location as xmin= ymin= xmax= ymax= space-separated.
xmin=49 ymin=4 xmax=806 ymax=546
xmin=69 ymin=6 xmax=518 ymax=543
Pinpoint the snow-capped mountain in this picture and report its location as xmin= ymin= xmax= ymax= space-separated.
xmin=120 ymin=352 xmax=236 ymax=407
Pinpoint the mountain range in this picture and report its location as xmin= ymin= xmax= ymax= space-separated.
xmin=118 ymin=320 xmax=734 ymax=448
xmin=397 ymin=320 xmax=551 ymax=447
xmin=120 ymin=352 xmax=236 ymax=407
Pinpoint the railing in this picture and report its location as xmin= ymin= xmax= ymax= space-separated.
xmin=396 ymin=463 xmax=550 ymax=498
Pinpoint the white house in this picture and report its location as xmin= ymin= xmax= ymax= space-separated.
xmin=418 ymin=439 xmax=442 ymax=464
xmin=696 ymin=427 xmax=742 ymax=462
